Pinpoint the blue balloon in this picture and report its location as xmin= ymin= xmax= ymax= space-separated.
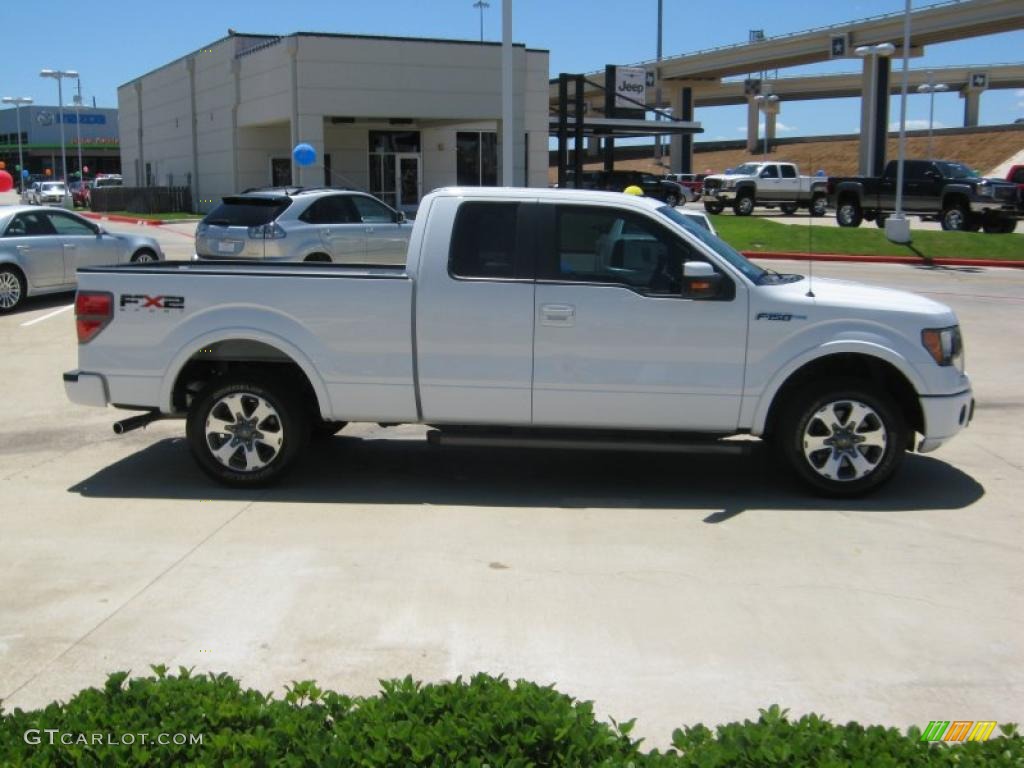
xmin=292 ymin=143 xmax=316 ymax=167
xmin=816 ymin=169 xmax=826 ymax=177
xmin=21 ymin=169 xmax=29 ymax=178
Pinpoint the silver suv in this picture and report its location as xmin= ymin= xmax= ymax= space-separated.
xmin=195 ymin=188 xmax=412 ymax=264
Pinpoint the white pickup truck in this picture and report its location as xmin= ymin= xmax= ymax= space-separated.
xmin=64 ymin=187 xmax=973 ymax=496
xmin=702 ymin=162 xmax=829 ymax=217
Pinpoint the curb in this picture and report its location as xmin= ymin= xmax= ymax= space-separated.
xmin=80 ymin=212 xmax=202 ymax=227
xmin=742 ymin=250 xmax=1024 ymax=269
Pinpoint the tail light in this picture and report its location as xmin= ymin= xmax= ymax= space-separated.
xmin=76 ymin=291 xmax=113 ymax=343
xmin=247 ymin=222 xmax=287 ymax=239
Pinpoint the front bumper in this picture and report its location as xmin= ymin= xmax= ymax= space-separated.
xmin=711 ymin=190 xmax=736 ymax=202
xmin=968 ymin=199 xmax=1019 ymax=216
xmin=917 ymin=388 xmax=974 ymax=453
xmin=64 ymin=371 xmax=109 ymax=408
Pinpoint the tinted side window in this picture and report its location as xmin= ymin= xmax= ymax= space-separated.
xmin=300 ymin=196 xmax=357 ymax=224
xmin=47 ymin=212 xmax=97 ymax=235
xmin=780 ymin=165 xmax=797 ymax=179
xmin=903 ymin=161 xmax=928 ymax=180
xmin=450 ymin=202 xmax=519 ymax=279
xmin=6 ymin=212 xmax=56 ymax=237
xmin=547 ymin=206 xmax=696 ymax=295
xmin=761 ymin=165 xmax=779 ymax=178
xmin=351 ymin=195 xmax=395 ymax=223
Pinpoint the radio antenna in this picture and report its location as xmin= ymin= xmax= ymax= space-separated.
xmin=806 ymin=188 xmax=817 ymax=298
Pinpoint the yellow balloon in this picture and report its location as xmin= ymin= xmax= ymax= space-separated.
xmin=623 ymin=185 xmax=644 ymax=196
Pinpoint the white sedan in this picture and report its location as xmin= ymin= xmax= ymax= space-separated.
xmin=0 ymin=206 xmax=165 ymax=313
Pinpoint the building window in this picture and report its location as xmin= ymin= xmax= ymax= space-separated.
xmin=271 ymin=158 xmax=291 ymax=187
xmin=457 ymin=132 xmax=498 ymax=186
xmin=368 ymin=131 xmax=420 ymax=154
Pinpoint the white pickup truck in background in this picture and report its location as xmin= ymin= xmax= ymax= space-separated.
xmin=702 ymin=161 xmax=829 ymax=217
xmin=64 ymin=188 xmax=973 ymax=496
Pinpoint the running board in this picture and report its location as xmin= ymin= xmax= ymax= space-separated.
xmin=426 ymin=428 xmax=753 ymax=455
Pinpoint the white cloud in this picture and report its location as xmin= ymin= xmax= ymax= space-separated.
xmin=890 ymin=119 xmax=946 ymax=131
xmin=775 ymin=121 xmax=797 ymax=133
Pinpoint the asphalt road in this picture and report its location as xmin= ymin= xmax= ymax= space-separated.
xmin=0 ymin=199 xmax=1021 ymax=747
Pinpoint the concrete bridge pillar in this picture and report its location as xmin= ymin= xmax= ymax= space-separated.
xmin=746 ymin=96 xmax=760 ymax=154
xmin=765 ymin=109 xmax=777 ymax=149
xmin=669 ymin=86 xmax=694 ymax=174
xmin=858 ymin=54 xmax=891 ymax=176
xmin=961 ymin=89 xmax=981 ymax=127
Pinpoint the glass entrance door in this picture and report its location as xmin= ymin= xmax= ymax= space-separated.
xmin=396 ymin=153 xmax=421 ymax=213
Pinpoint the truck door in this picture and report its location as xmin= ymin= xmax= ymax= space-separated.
xmin=778 ymin=164 xmax=800 ymax=201
xmin=759 ymin=164 xmax=781 ymax=200
xmin=878 ymin=162 xmax=898 ymax=210
xmin=910 ymin=161 xmax=942 ymax=212
xmin=414 ymin=199 xmax=536 ymax=424
xmin=531 ymin=204 xmax=748 ymax=431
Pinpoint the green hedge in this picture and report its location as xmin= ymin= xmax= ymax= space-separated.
xmin=1 ymin=667 xmax=1020 ymax=766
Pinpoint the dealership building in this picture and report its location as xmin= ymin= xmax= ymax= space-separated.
xmin=0 ymin=105 xmax=120 ymax=178
xmin=118 ymin=32 xmax=550 ymax=214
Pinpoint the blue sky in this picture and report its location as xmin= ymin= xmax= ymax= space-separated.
xmin=2 ymin=0 xmax=1021 ymax=140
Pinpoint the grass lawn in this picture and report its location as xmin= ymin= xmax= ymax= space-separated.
xmin=85 ymin=210 xmax=201 ymax=221
xmin=713 ymin=216 xmax=1024 ymax=261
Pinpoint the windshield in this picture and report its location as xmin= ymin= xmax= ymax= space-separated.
xmin=42 ymin=183 xmax=65 ymax=191
xmin=935 ymin=162 xmax=980 ymax=180
xmin=729 ymin=164 xmax=761 ymax=176
xmin=658 ymin=205 xmax=766 ymax=284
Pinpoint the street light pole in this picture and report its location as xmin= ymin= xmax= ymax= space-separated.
xmin=40 ymin=69 xmax=79 ymax=192
xmin=2 ymin=96 xmax=33 ymax=193
xmin=654 ymin=0 xmax=663 ymax=164
xmin=916 ymin=75 xmax=948 ymax=159
xmin=473 ymin=0 xmax=489 ymax=42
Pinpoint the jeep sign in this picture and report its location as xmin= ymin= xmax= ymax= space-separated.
xmin=615 ymin=66 xmax=647 ymax=110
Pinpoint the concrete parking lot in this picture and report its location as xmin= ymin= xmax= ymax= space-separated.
xmin=0 ymin=201 xmax=1021 ymax=746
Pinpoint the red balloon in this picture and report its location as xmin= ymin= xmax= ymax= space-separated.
xmin=0 ymin=170 xmax=13 ymax=193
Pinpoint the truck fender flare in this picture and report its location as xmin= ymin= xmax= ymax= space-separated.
xmin=160 ymin=327 xmax=332 ymax=418
xmin=735 ymin=181 xmax=756 ymax=196
xmin=749 ymin=340 xmax=926 ymax=436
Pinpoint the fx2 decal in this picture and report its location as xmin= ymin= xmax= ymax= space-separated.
xmin=755 ymin=312 xmax=807 ymax=321
xmin=119 ymin=294 xmax=185 ymax=311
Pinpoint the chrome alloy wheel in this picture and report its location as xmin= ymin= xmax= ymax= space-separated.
xmin=837 ymin=204 xmax=858 ymax=226
xmin=132 ymin=251 xmax=157 ymax=263
xmin=0 ymin=271 xmax=22 ymax=310
xmin=204 ymin=392 xmax=284 ymax=472
xmin=802 ymin=399 xmax=887 ymax=482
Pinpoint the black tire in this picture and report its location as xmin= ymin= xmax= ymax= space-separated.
xmin=809 ymin=194 xmax=827 ymax=217
xmin=1001 ymin=218 xmax=1018 ymax=234
xmin=186 ymin=375 xmax=310 ymax=487
xmin=733 ymin=194 xmax=755 ymax=216
xmin=836 ymin=199 xmax=863 ymax=227
xmin=874 ymin=213 xmax=888 ymax=229
xmin=664 ymin=192 xmax=680 ymax=208
xmin=780 ymin=203 xmax=799 ymax=215
xmin=305 ymin=252 xmax=332 ymax=263
xmin=312 ymin=420 xmax=347 ymax=440
xmin=940 ymin=202 xmax=969 ymax=231
xmin=130 ymin=248 xmax=158 ymax=263
xmin=703 ymin=201 xmax=724 ymax=215
xmin=778 ymin=379 xmax=906 ymax=497
xmin=0 ymin=266 xmax=27 ymax=314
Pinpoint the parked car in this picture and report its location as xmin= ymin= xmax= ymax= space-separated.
xmin=0 ymin=206 xmax=164 ymax=313
xmin=570 ymin=170 xmax=693 ymax=206
xmin=664 ymin=172 xmax=707 ymax=201
xmin=195 ymin=188 xmax=412 ymax=264
xmin=1005 ymin=164 xmax=1024 ymax=198
xmin=829 ymin=160 xmax=1020 ymax=233
xmin=702 ymin=162 xmax=828 ymax=216
xmin=65 ymin=188 xmax=972 ymax=496
xmin=69 ymin=180 xmax=92 ymax=207
xmin=36 ymin=181 xmax=70 ymax=206
xmin=84 ymin=174 xmax=123 ymax=207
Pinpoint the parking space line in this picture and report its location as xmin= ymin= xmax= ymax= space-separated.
xmin=20 ymin=304 xmax=74 ymax=327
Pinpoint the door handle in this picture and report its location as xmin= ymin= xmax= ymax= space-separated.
xmin=64 ymin=244 xmax=76 ymax=249
xmin=541 ymin=303 xmax=575 ymax=326
xmin=365 ymin=227 xmax=375 ymax=234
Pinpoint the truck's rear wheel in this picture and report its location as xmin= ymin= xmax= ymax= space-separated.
xmin=779 ymin=380 xmax=906 ymax=497
xmin=836 ymin=200 xmax=862 ymax=227
xmin=186 ymin=375 xmax=309 ymax=487
xmin=733 ymin=194 xmax=754 ymax=216
xmin=809 ymin=194 xmax=827 ymax=217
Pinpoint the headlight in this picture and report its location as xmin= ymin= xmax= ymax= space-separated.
xmin=922 ymin=325 xmax=964 ymax=371
xmin=724 ymin=180 xmax=735 ymax=190
xmin=975 ymin=183 xmax=994 ymax=198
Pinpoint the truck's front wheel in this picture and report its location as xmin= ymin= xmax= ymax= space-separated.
xmin=186 ymin=375 xmax=309 ymax=487
xmin=733 ymin=194 xmax=755 ymax=216
xmin=703 ymin=201 xmax=724 ymax=215
xmin=780 ymin=380 xmax=906 ymax=497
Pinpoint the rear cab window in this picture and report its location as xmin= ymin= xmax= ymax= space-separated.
xmin=449 ymin=201 xmax=526 ymax=279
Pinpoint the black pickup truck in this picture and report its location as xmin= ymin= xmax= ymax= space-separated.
xmin=828 ymin=159 xmax=1021 ymax=233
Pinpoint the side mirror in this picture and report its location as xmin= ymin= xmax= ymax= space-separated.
xmin=682 ymin=261 xmax=720 ymax=299
xmin=395 ymin=211 xmax=407 ymax=224
xmin=925 ymin=170 xmax=941 ymax=180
